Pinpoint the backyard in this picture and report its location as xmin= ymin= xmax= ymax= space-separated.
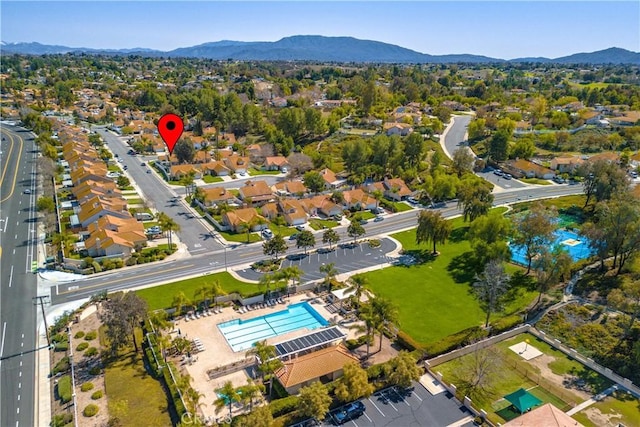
xmin=363 ymin=215 xmax=536 ymax=347
xmin=435 ymin=333 xmax=616 ymax=425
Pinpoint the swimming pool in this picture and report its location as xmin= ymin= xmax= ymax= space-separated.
xmin=217 ymin=302 xmax=329 ymax=352
xmin=510 ymin=229 xmax=594 ymax=265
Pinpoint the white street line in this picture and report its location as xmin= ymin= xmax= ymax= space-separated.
xmin=14 ymin=234 xmax=17 ymax=240
xmin=18 ymin=383 xmax=21 ymax=389
xmin=0 ymin=322 xmax=6 ymax=361
xmin=363 ymin=411 xmax=373 ymax=423
xmin=8 ymin=265 xmax=13 ymax=287
xmin=411 ymin=390 xmax=423 ymax=402
xmin=3 ymin=217 xmax=8 ymax=232
xmin=17 ymin=394 xmax=20 ymax=401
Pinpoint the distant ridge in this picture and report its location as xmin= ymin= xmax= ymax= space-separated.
xmin=2 ymin=36 xmax=639 ymax=64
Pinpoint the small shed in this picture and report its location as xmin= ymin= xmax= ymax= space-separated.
xmin=504 ymin=388 xmax=543 ymax=414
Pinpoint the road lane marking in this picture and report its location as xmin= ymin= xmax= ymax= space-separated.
xmin=15 ymin=234 xmax=17 ymax=240
xmin=18 ymin=383 xmax=21 ymax=389
xmin=17 ymin=394 xmax=20 ymax=401
xmin=8 ymin=265 xmax=13 ymax=287
xmin=411 ymin=390 xmax=423 ymax=402
xmin=57 ymin=263 xmax=195 ymax=295
xmin=368 ymin=397 xmax=385 ymax=416
xmin=0 ymin=322 xmax=6 ymax=361
xmin=363 ymin=411 xmax=373 ymax=423
xmin=0 ymin=130 xmax=23 ymax=203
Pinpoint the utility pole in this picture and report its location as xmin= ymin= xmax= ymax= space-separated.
xmin=34 ymin=295 xmax=51 ymax=347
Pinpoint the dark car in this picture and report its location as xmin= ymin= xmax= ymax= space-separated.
xmin=332 ymin=401 xmax=366 ymax=425
xmin=289 ymin=233 xmax=299 ymax=241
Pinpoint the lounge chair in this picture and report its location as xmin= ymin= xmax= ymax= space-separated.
xmin=246 ymin=305 xmax=252 ymax=311
xmin=271 ymin=299 xmax=276 ymax=306
xmin=278 ymin=297 xmax=284 ymax=304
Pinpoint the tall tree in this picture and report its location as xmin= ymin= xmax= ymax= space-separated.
xmin=467 ymin=212 xmax=512 ymax=266
xmin=100 ymin=291 xmax=148 ymax=355
xmin=298 ymin=381 xmax=332 ymax=421
xmin=416 ymin=210 xmax=452 ymax=255
xmin=404 ymin=132 xmax=425 ymax=168
xmin=451 ymin=147 xmax=476 ymax=177
xmin=488 ymin=130 xmax=509 ymax=162
xmin=473 ymin=260 xmax=511 ymax=328
xmin=533 ymin=246 xmax=573 ymax=304
xmin=236 ymin=405 xmax=274 ymax=427
xmin=303 ymin=170 xmax=326 ymax=194
xmin=454 ymin=344 xmax=500 ymax=401
xmin=457 ymin=178 xmax=494 ymax=222
xmin=237 ymin=380 xmax=265 ymax=412
xmin=171 ymin=291 xmax=191 ymax=316
xmin=512 ymin=203 xmax=556 ymax=274
xmin=594 ymin=196 xmax=640 ymax=275
xmin=334 ymin=362 xmax=374 ymax=403
xmin=173 ymin=138 xmax=196 ymax=164
xmin=296 ymin=230 xmax=316 ymax=254
xmin=607 ymin=280 xmax=640 ymax=338
xmin=262 ymin=234 xmax=288 ymax=259
xmin=580 ymin=159 xmax=630 ymax=208
xmin=322 ymin=229 xmax=340 ymax=251
xmin=347 ymin=220 xmax=366 ymax=244
xmin=158 ymin=212 xmax=180 ymax=248
xmin=371 ymin=297 xmax=399 ymax=353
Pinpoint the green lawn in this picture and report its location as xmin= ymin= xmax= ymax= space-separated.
xmin=104 ymin=347 xmax=170 ymax=426
xmin=249 ymin=167 xmax=282 ymax=176
xmin=309 ymin=219 xmax=339 ymax=230
xmin=363 ymin=213 xmax=535 ymax=346
xmin=352 ymin=211 xmax=376 ymax=221
xmin=572 ymin=390 xmax=640 ymax=427
xmin=269 ymin=224 xmax=297 ymax=237
xmin=218 ymin=229 xmax=262 ymax=243
xmin=107 ymin=164 xmax=121 ymax=172
xmin=392 ymin=202 xmax=414 ymax=212
xmin=511 ymin=194 xmax=587 ymax=212
xmin=202 ymin=175 xmax=223 ymax=183
xmin=125 ymin=198 xmax=143 ymax=205
xmin=519 ymin=178 xmax=552 ymax=185
xmin=136 ymin=272 xmax=264 ymax=310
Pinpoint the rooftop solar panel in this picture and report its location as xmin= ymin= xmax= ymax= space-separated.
xmin=274 ymin=326 xmax=346 ymax=358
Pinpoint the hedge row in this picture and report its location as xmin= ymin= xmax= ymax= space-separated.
xmin=57 ymin=375 xmax=72 ymax=403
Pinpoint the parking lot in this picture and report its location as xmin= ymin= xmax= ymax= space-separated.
xmin=310 ymin=382 xmax=473 ymax=427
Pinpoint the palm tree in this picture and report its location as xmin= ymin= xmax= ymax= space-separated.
xmin=372 ymin=189 xmax=384 ymax=210
xmin=281 ymin=265 xmax=304 ymax=287
xmin=345 ymin=274 xmax=368 ymax=309
xmin=319 ymin=263 xmax=338 ymax=290
xmin=416 ymin=210 xmax=451 ymax=256
xmin=371 ymin=297 xmax=399 ymax=353
xmin=258 ymin=273 xmax=276 ymax=299
xmin=356 ymin=302 xmax=377 ymax=359
xmin=158 ymin=212 xmax=181 ymax=249
xmin=180 ymin=170 xmax=196 ymax=197
xmin=51 ymin=231 xmax=74 ymax=262
xmin=245 ymin=340 xmax=283 ymax=397
xmin=172 ymin=291 xmax=191 ymax=316
xmin=237 ymin=380 xmax=265 ymax=412
xmin=210 ymin=280 xmax=226 ymax=309
xmin=214 ymin=381 xmax=240 ymax=419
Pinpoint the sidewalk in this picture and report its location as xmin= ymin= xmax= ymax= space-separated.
xmin=566 ymin=384 xmax=618 ymax=416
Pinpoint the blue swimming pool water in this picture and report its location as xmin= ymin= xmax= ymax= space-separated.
xmin=510 ymin=229 xmax=593 ymax=265
xmin=217 ymin=302 xmax=329 ymax=352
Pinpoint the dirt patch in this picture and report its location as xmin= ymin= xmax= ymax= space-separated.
xmin=527 ymin=354 xmax=591 ymax=402
xmin=580 ymin=406 xmax=622 ymax=427
xmin=353 ymin=335 xmax=400 ymax=366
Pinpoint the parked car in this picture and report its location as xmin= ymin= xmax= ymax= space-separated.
xmin=262 ymin=229 xmax=273 ymax=239
xmin=295 ymin=225 xmax=305 ymax=232
xmin=332 ymin=401 xmax=366 ymax=425
xmin=146 ymin=169 xmax=152 ymax=174
xmin=407 ymin=197 xmax=419 ymax=204
xmin=503 ymin=173 xmax=513 ymax=180
xmin=373 ymin=216 xmax=384 ymax=222
xmin=289 ymin=233 xmax=298 ymax=241
xmin=493 ymin=169 xmax=503 ymax=176
xmin=331 ymin=214 xmax=343 ymax=221
xmin=23 ymin=189 xmax=31 ymax=194
xmin=140 ymin=162 xmax=146 ymax=166
xmin=358 ymin=219 xmax=368 ymax=225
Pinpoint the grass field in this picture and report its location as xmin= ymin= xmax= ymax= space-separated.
xmin=269 ymin=223 xmax=297 ymax=237
xmin=511 ymin=194 xmax=587 ymax=212
xmin=218 ymin=230 xmax=262 ymax=243
xmin=103 ymin=334 xmax=171 ymax=427
xmin=391 ymin=201 xmax=414 ymax=212
xmin=519 ymin=178 xmax=552 ymax=185
xmin=249 ymin=167 xmax=282 ymax=176
xmin=363 ymin=213 xmax=535 ymax=345
xmin=136 ymin=272 xmax=263 ymax=310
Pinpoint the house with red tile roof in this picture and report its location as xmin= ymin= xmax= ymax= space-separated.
xmin=382 ymin=178 xmax=413 ymax=201
xmin=263 ymin=156 xmax=289 ymax=171
xmin=261 ymin=198 xmax=308 ymax=226
xmin=221 ymin=208 xmax=267 ymax=232
xmin=302 ymin=195 xmax=343 ymax=218
xmin=505 ymin=159 xmax=556 ymax=179
xmin=202 ymin=187 xmax=236 ymax=207
xmin=273 ymin=180 xmax=308 ymax=196
xmin=238 ymin=180 xmax=274 ymax=206
xmin=550 ymin=156 xmax=585 ymax=174
xmin=342 ymin=189 xmax=377 ymax=211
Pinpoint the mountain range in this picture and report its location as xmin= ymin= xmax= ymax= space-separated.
xmin=2 ymin=36 xmax=639 ymax=64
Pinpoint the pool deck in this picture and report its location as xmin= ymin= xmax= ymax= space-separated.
xmin=171 ymin=293 xmax=360 ymax=420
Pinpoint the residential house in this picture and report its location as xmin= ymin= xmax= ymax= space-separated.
xmin=224 ymin=154 xmax=250 ymax=175
xmin=273 ymin=180 xmax=308 ymax=196
xmin=319 ymin=168 xmax=345 ymax=189
xmin=169 ymin=164 xmax=203 ymax=180
xmin=608 ymin=111 xmax=640 ymax=127
xmin=274 ymin=345 xmax=359 ymax=394
xmin=383 ymin=122 xmax=413 ymax=136
xmin=84 ymin=228 xmax=146 ymax=258
xmin=505 ymin=159 xmax=556 ymax=180
xmin=202 ymin=187 xmax=236 ymax=207
xmin=342 ymin=189 xmax=377 ymax=211
xmin=200 ymin=161 xmax=231 ymax=177
xmin=221 ymin=208 xmax=267 ymax=233
xmin=587 ymin=152 xmax=620 ymax=164
xmin=629 ymin=152 xmax=640 ymax=169
xmin=238 ymin=180 xmax=274 ymax=206
xmin=303 ymin=195 xmax=342 ymax=218
xmin=263 ymin=156 xmax=289 ymax=172
xmin=261 ymin=198 xmax=308 ymax=226
xmin=382 ymin=178 xmax=413 ymax=201
xmin=502 ymin=403 xmax=584 ymax=427
xmin=549 ymin=156 xmax=585 ymax=174
xmin=77 ymin=196 xmax=131 ymax=227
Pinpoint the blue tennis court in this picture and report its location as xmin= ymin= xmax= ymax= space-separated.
xmin=510 ymin=228 xmax=593 ymax=265
xmin=217 ymin=302 xmax=329 ymax=352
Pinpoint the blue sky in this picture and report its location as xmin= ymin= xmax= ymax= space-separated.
xmin=2 ymin=1 xmax=638 ymax=59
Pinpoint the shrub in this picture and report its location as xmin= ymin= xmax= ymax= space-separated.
xmin=52 ymin=357 xmax=70 ymax=375
xmin=91 ymin=261 xmax=102 ymax=273
xmin=269 ymin=395 xmax=300 ymax=418
xmin=74 ymin=331 xmax=85 ymax=339
xmin=424 ymin=326 xmax=486 ymax=356
xmin=91 ymin=390 xmax=103 ymax=400
xmin=51 ymin=413 xmax=73 ymax=427
xmin=395 ymin=330 xmax=423 ymax=352
xmin=491 ymin=315 xmax=523 ymax=334
xmin=84 ymin=347 xmax=98 ymax=357
xmin=88 ymin=366 xmax=101 ymax=376
xmin=84 ymin=331 xmax=97 ymax=341
xmin=54 ymin=341 xmax=69 ymax=352
xmin=81 ymin=382 xmax=94 ymax=392
xmin=51 ymin=333 xmax=67 ymax=344
xmin=57 ymin=375 xmax=72 ymax=403
xmin=83 ymin=404 xmax=99 ymax=417
xmin=76 ymin=342 xmax=89 ymax=351
xmin=368 ymin=239 xmax=381 ymax=248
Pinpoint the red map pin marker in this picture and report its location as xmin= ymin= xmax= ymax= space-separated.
xmin=157 ymin=113 xmax=184 ymax=155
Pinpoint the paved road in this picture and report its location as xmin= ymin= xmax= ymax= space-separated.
xmin=92 ymin=126 xmax=224 ymax=254
xmin=0 ymin=126 xmax=39 ymax=427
